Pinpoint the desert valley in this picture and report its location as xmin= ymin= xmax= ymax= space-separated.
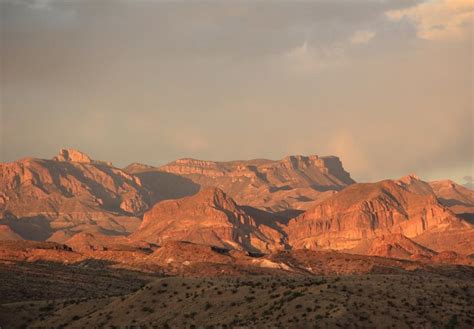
xmin=0 ymin=148 xmax=473 ymax=328
xmin=2 ymin=0 xmax=473 ymax=327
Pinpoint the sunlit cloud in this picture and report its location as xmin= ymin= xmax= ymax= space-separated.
xmin=1 ymin=1 xmax=471 ymax=182
xmin=386 ymin=0 xmax=474 ymax=40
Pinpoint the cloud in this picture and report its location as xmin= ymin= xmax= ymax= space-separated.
xmin=2 ymin=0 xmax=471 ymax=182
xmin=386 ymin=0 xmax=474 ymax=40
xmin=350 ymin=30 xmax=376 ymax=45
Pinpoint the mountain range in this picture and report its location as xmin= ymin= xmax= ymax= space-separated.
xmin=1 ymin=148 xmax=473 ymax=268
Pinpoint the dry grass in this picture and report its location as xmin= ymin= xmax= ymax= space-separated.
xmin=1 ymin=273 xmax=473 ymax=328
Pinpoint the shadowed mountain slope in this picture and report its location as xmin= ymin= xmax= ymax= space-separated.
xmin=429 ymin=180 xmax=474 ymax=223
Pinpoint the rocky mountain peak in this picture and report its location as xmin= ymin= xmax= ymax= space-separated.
xmin=398 ymin=173 xmax=420 ymax=184
xmin=395 ymin=174 xmax=434 ymax=196
xmin=53 ymin=149 xmax=92 ymax=163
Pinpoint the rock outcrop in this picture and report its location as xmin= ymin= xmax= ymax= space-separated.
xmin=131 ymin=187 xmax=286 ymax=253
xmin=286 ymin=176 xmax=474 ymax=253
xmin=53 ymin=148 xmax=93 ymax=163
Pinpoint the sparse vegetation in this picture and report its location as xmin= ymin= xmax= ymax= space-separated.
xmin=2 ymin=273 xmax=473 ymax=328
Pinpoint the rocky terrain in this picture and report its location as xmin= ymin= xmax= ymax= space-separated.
xmin=1 ymin=150 xmax=473 ymax=260
xmin=1 ymin=149 xmax=474 ymax=328
xmin=0 ymin=149 xmax=151 ymax=240
xmin=131 ymin=187 xmax=287 ymax=253
xmin=430 ymin=179 xmax=474 ymax=223
xmin=287 ymin=175 xmax=474 ymax=254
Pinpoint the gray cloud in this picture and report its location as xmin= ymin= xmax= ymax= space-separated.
xmin=1 ymin=0 xmax=472 ymax=183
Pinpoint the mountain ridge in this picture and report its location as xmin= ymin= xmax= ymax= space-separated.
xmin=1 ymin=148 xmax=473 ymax=262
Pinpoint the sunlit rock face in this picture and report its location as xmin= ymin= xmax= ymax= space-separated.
xmin=53 ymin=149 xmax=93 ymax=163
xmin=131 ymin=187 xmax=286 ymax=253
xmin=0 ymin=149 xmax=151 ymax=240
xmin=286 ymin=175 xmax=474 ymax=254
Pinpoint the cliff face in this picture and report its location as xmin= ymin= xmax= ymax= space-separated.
xmin=286 ymin=176 xmax=473 ymax=253
xmin=0 ymin=149 xmax=150 ymax=240
xmin=131 ymin=155 xmax=355 ymax=212
xmin=131 ymin=187 xmax=286 ymax=253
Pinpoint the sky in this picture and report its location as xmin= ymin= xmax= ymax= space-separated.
xmin=1 ymin=0 xmax=473 ymax=183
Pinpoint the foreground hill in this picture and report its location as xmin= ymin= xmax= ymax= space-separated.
xmin=0 ymin=149 xmax=150 ymax=240
xmin=1 ymin=232 xmax=473 ymax=327
xmin=131 ymin=187 xmax=286 ymax=253
xmin=287 ymin=175 xmax=474 ymax=254
xmin=126 ymin=155 xmax=355 ymax=212
xmin=1 ymin=272 xmax=473 ymax=328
